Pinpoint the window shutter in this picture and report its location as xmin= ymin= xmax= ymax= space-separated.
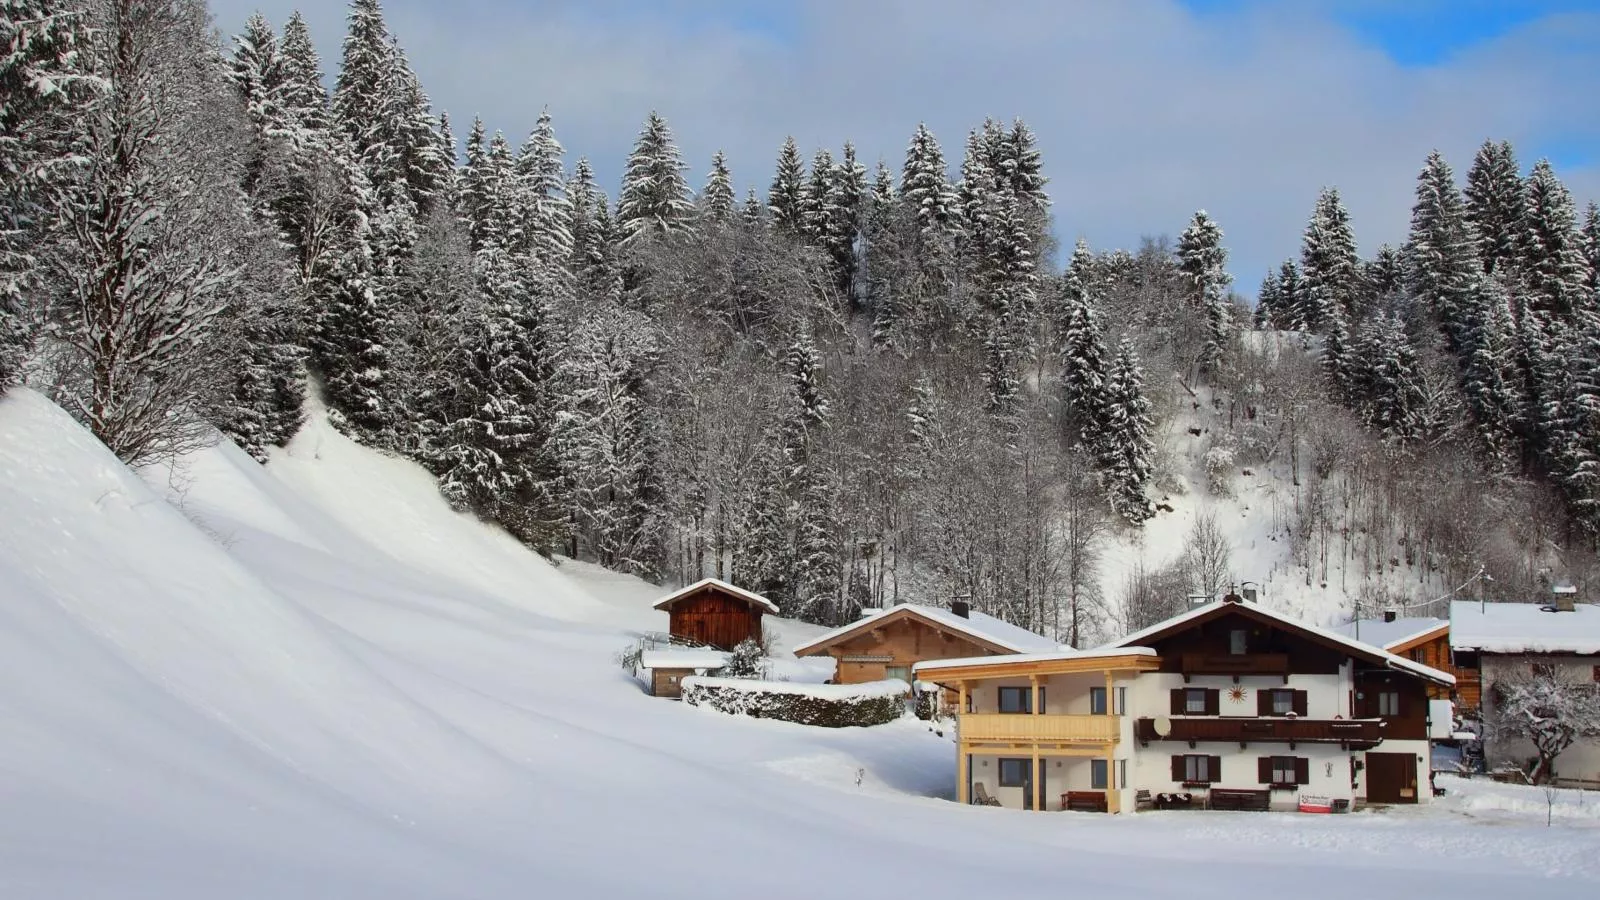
xmin=1295 ymin=758 xmax=1310 ymax=786
xmin=1258 ymin=757 xmax=1272 ymax=784
xmin=1205 ymin=689 xmax=1220 ymax=716
xmin=1208 ymin=756 xmax=1222 ymax=783
xmin=1170 ymin=688 xmax=1184 ymax=715
xmin=1292 ymin=690 xmax=1308 ymax=717
xmin=1393 ymin=690 xmax=1405 ymax=717
xmin=1256 ymin=690 xmax=1272 ymax=716
xmin=1172 ymin=755 xmax=1185 ymax=782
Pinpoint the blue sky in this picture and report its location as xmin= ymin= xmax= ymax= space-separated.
xmin=209 ymin=0 xmax=1599 ymax=293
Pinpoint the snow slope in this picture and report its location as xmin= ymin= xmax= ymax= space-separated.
xmin=2 ymin=387 xmax=1596 ymax=898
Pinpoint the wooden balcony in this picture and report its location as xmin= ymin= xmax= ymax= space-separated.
xmin=1134 ymin=716 xmax=1383 ymax=749
xmin=1179 ymin=653 xmax=1289 ymax=680
xmin=960 ymin=713 xmax=1120 ymax=744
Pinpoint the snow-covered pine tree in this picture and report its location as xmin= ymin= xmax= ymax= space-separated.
xmin=1463 ymin=139 xmax=1525 ymax=277
xmin=1101 ymin=337 xmax=1155 ymax=524
xmin=1176 ymin=209 xmax=1233 ymax=374
xmin=1460 ymin=278 xmax=1525 ymax=464
xmin=460 ymin=116 xmax=491 ymax=247
xmin=1582 ymin=202 xmax=1600 ymax=293
xmin=1276 ymin=259 xmax=1305 ymax=331
xmin=740 ymin=187 xmax=765 ymax=229
xmin=1365 ymin=243 xmax=1405 ymax=302
xmin=800 ymin=147 xmax=836 ymax=245
xmin=768 ymin=136 xmax=806 ymax=236
xmin=1002 ymin=118 xmax=1049 ymax=222
xmin=1058 ymin=239 xmax=1111 ymax=450
xmin=1406 ymin=150 xmax=1479 ymax=352
xmin=1255 ymin=269 xmax=1281 ymax=329
xmin=0 ymin=0 xmax=94 ymax=387
xmin=1300 ymin=187 xmax=1360 ymax=330
xmin=615 ymin=111 xmax=693 ymax=246
xmin=864 ymin=159 xmax=898 ymax=339
xmin=1519 ymin=159 xmax=1589 ymax=318
xmin=900 ymin=122 xmax=959 ymax=239
xmin=698 ymin=149 xmax=736 ymax=226
xmin=228 ymin=11 xmax=283 ymax=197
xmin=332 ymin=0 xmax=449 ymax=213
xmin=828 ymin=142 xmax=867 ymax=302
xmin=778 ymin=325 xmax=839 ymax=621
xmin=515 ymin=108 xmax=572 ymax=272
xmin=1320 ymin=306 xmax=1357 ymax=407
xmin=277 ymin=11 xmax=332 ymax=138
xmin=1359 ymin=313 xmax=1427 ymax=446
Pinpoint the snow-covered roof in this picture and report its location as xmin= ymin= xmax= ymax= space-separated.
xmin=1449 ymin=600 xmax=1600 ymax=655
xmin=913 ymin=647 xmax=1157 ymax=674
xmin=791 ymin=604 xmax=1062 ymax=657
xmin=1104 ymin=600 xmax=1456 ymax=687
xmin=651 ymin=578 xmax=780 ymax=614
xmin=1331 ymin=617 xmax=1447 ymax=652
xmin=639 ymin=649 xmax=731 ymax=671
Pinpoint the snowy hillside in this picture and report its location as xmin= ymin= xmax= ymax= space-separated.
xmin=1 ymin=388 xmax=1596 ymax=899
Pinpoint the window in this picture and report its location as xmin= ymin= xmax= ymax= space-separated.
xmin=964 ymin=691 xmax=974 ymax=713
xmin=1091 ymin=759 xmax=1109 ymax=790
xmin=1269 ymin=756 xmax=1299 ymax=786
xmin=998 ymin=686 xmax=1031 ymax=714
xmin=998 ymin=758 xmax=1031 ymax=787
xmin=1531 ymin=663 xmax=1555 ymax=679
xmin=1181 ymin=754 xmax=1214 ymax=783
xmin=1119 ymin=759 xmax=1127 ymax=790
xmin=1593 ymin=665 xmax=1600 ymax=684
xmin=1184 ymin=688 xmax=1209 ymax=714
xmin=668 ymin=675 xmax=679 ymax=684
xmin=1377 ymin=691 xmax=1400 ymax=717
xmin=1117 ymin=686 xmax=1128 ymax=715
xmin=885 ymin=666 xmax=910 ymax=683
xmin=1229 ymin=629 xmax=1248 ymax=655
xmin=1090 ymin=687 xmax=1108 ymax=715
xmin=1270 ymin=689 xmax=1294 ymax=716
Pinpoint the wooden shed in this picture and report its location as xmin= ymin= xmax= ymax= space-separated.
xmin=653 ymin=578 xmax=779 ymax=651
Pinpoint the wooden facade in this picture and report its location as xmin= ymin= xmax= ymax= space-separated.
xmin=653 ymin=579 xmax=776 ymax=651
xmin=1387 ymin=626 xmax=1480 ymax=708
xmin=651 ymin=668 xmax=694 ymax=699
xmin=802 ymin=610 xmax=1013 ymax=685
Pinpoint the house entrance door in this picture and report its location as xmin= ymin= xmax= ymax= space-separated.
xmin=1366 ymin=752 xmax=1418 ymax=804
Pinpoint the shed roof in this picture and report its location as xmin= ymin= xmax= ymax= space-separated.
xmin=651 ymin=578 xmax=780 ymax=615
xmin=1449 ymin=600 xmax=1600 ymax=655
xmin=791 ymin=604 xmax=1062 ymax=657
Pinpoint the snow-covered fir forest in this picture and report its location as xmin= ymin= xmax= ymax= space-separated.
xmin=4 ymin=0 xmax=1600 ymax=645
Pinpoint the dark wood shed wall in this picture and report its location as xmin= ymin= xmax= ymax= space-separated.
xmin=666 ymin=587 xmax=765 ymax=650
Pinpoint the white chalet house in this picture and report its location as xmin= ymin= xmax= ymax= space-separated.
xmin=913 ymin=596 xmax=1454 ymax=813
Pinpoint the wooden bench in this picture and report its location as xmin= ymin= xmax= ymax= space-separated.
xmin=1134 ymin=789 xmax=1154 ymax=811
xmin=1062 ymin=791 xmax=1109 ymax=813
xmin=1208 ymin=788 xmax=1271 ymax=811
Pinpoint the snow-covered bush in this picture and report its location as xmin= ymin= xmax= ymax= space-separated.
xmin=717 ymin=638 xmax=768 ymax=679
xmin=1202 ymin=442 xmax=1236 ymax=496
xmin=1487 ymin=671 xmax=1600 ymax=783
xmin=681 ymin=678 xmax=908 ymax=728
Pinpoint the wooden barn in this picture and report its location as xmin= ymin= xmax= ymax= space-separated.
xmin=792 ymin=602 xmax=1060 ymax=686
xmin=653 ymin=578 xmax=779 ymax=650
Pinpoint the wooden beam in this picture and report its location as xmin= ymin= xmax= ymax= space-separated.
xmin=1032 ymin=743 xmax=1042 ymax=812
xmin=1105 ymin=671 xmax=1114 ymax=714
xmin=958 ymin=742 xmax=969 ymax=805
xmin=918 ymin=654 xmax=1162 ymax=683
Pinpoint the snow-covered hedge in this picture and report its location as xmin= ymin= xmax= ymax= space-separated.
xmin=681 ymin=677 xmax=908 ymax=728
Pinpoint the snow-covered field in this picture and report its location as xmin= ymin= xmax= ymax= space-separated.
xmin=1 ymin=387 xmax=1596 ymax=899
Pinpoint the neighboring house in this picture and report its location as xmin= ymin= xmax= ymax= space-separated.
xmin=652 ymin=578 xmax=779 ymax=651
xmin=1333 ymin=614 xmax=1475 ymax=706
xmin=1449 ymin=594 xmax=1600 ymax=783
xmin=792 ymin=601 xmax=1061 ymax=686
xmin=914 ymin=595 xmax=1453 ymax=813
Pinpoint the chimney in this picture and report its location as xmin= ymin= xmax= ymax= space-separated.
xmin=1383 ymin=609 xmax=1397 ymax=623
xmin=1553 ymin=583 xmax=1577 ymax=613
xmin=951 ymin=599 xmax=971 ymax=619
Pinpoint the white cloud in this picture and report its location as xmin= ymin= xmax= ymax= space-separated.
xmin=207 ymin=0 xmax=1599 ymax=291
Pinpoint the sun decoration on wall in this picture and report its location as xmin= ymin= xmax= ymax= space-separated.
xmin=1227 ymin=685 xmax=1250 ymax=705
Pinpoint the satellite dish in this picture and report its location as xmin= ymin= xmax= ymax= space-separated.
xmin=1153 ymin=716 xmax=1172 ymax=737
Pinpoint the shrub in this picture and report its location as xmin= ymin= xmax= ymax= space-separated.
xmin=681 ymin=677 xmax=908 ymax=728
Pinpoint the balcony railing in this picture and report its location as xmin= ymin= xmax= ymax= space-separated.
xmin=960 ymin=713 xmax=1120 ymax=744
xmin=1179 ymin=653 xmax=1289 ymax=677
xmin=1134 ymin=716 xmax=1383 ymax=748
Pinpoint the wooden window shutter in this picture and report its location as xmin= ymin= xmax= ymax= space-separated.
xmin=1170 ymin=688 xmax=1184 ymax=715
xmin=1295 ymin=758 xmax=1310 ymax=786
xmin=1171 ymin=755 xmax=1185 ymax=781
xmin=1292 ymin=690 xmax=1308 ymax=717
xmin=1258 ymin=757 xmax=1272 ymax=784
xmin=1256 ymin=690 xmax=1272 ymax=716
xmin=1205 ymin=689 xmax=1220 ymax=716
xmin=1208 ymin=756 xmax=1222 ymax=782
